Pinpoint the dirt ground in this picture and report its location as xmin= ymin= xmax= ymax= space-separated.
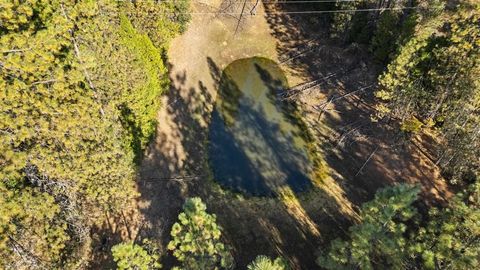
xmin=93 ymin=2 xmax=454 ymax=269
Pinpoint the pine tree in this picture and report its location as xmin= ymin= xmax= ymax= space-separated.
xmin=118 ymin=13 xmax=169 ymax=152
xmin=167 ymin=197 xmax=234 ymax=270
xmin=0 ymin=183 xmax=69 ymax=269
xmin=317 ymin=184 xmax=420 ymax=270
xmin=376 ymin=1 xmax=479 ymax=182
xmin=330 ymin=0 xmax=361 ymax=39
xmin=111 ymin=240 xmax=161 ymax=270
xmin=369 ymin=10 xmax=401 ymax=63
xmin=330 ymin=0 xmax=413 ymax=45
xmin=0 ymin=0 xmax=187 ymax=267
xmin=408 ymin=182 xmax=480 ymax=269
xmin=247 ymin=255 xmax=290 ymax=270
xmin=120 ymin=0 xmax=190 ymax=49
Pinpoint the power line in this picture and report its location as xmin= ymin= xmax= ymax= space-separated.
xmin=264 ymin=0 xmax=358 ymax=2
xmin=110 ymin=6 xmax=420 ymax=15
xmin=114 ymin=0 xmax=361 ymax=2
xmin=255 ymin=0 xmax=359 ymax=2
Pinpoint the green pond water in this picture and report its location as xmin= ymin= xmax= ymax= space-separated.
xmin=208 ymin=57 xmax=314 ymax=196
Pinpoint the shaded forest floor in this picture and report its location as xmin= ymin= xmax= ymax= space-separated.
xmin=92 ymin=1 xmax=453 ymax=269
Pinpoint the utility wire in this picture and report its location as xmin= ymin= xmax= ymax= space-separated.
xmin=107 ymin=6 xmax=421 ymax=15
xmin=114 ymin=0 xmax=361 ymax=2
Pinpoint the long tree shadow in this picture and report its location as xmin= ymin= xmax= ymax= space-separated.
xmin=208 ymin=57 xmax=312 ymax=196
xmin=262 ymin=2 xmax=453 ymax=208
xmin=204 ymin=56 xmax=352 ymax=269
xmin=135 ymin=59 xmax=216 ymax=268
xmin=137 ymin=54 xmax=354 ymax=269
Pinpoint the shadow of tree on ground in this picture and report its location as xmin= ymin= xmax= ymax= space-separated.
xmin=263 ymin=2 xmax=453 ymax=208
xmin=124 ymin=3 xmax=454 ymax=269
xmin=134 ymin=55 xmax=356 ymax=269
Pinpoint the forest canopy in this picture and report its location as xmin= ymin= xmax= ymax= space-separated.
xmin=1 ymin=0 xmax=479 ymax=269
xmin=0 ymin=0 xmax=188 ymax=268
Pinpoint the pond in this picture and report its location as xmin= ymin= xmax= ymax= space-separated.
xmin=208 ymin=57 xmax=314 ymax=196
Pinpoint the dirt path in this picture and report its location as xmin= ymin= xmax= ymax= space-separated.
xmin=126 ymin=2 xmax=454 ymax=270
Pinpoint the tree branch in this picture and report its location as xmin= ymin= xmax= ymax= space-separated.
xmin=60 ymin=4 xmax=105 ymax=117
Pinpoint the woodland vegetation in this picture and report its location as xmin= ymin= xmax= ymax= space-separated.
xmin=0 ymin=0 xmax=188 ymax=268
xmin=0 ymin=0 xmax=479 ymax=269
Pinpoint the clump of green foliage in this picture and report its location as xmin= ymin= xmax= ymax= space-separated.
xmin=120 ymin=0 xmax=191 ymax=49
xmin=317 ymin=184 xmax=420 ymax=270
xmin=168 ymin=197 xmax=234 ymax=269
xmin=376 ymin=1 xmax=480 ymax=183
xmin=330 ymin=0 xmax=360 ymax=39
xmin=111 ymin=240 xmax=161 ymax=270
xmin=408 ymin=183 xmax=480 ymax=269
xmin=330 ymin=0 xmax=442 ymax=63
xmin=369 ymin=10 xmax=402 ymax=63
xmin=0 ymin=0 xmax=189 ymax=268
xmin=318 ymin=181 xmax=480 ymax=269
xmin=400 ymin=116 xmax=424 ymax=133
xmin=0 ymin=185 xmax=69 ymax=268
xmin=116 ymin=0 xmax=192 ymax=156
xmin=247 ymin=255 xmax=290 ymax=270
xmin=119 ymin=14 xmax=169 ymax=151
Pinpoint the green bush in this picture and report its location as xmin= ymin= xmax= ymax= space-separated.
xmin=119 ymin=14 xmax=169 ymax=151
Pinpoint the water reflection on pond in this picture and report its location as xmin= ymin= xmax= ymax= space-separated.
xmin=208 ymin=57 xmax=313 ymax=196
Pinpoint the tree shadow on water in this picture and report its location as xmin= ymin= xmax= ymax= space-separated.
xmin=208 ymin=57 xmax=313 ymax=196
xmin=128 ymin=54 xmax=356 ymax=269
xmin=255 ymin=63 xmax=314 ymax=144
xmin=205 ymin=57 xmax=350 ymax=269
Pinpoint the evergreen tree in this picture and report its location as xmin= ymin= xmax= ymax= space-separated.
xmin=0 ymin=0 xmax=187 ymax=267
xmin=408 ymin=182 xmax=480 ymax=269
xmin=111 ymin=240 xmax=161 ymax=270
xmin=0 ymin=183 xmax=69 ymax=269
xmin=317 ymin=184 xmax=420 ymax=270
xmin=118 ymin=13 xmax=169 ymax=152
xmin=369 ymin=10 xmax=402 ymax=63
xmin=120 ymin=0 xmax=190 ymax=49
xmin=330 ymin=0 xmax=360 ymax=39
xmin=330 ymin=0 xmax=413 ymax=45
xmin=168 ymin=197 xmax=234 ymax=270
xmin=376 ymin=1 xmax=479 ymax=182
xmin=247 ymin=255 xmax=289 ymax=270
